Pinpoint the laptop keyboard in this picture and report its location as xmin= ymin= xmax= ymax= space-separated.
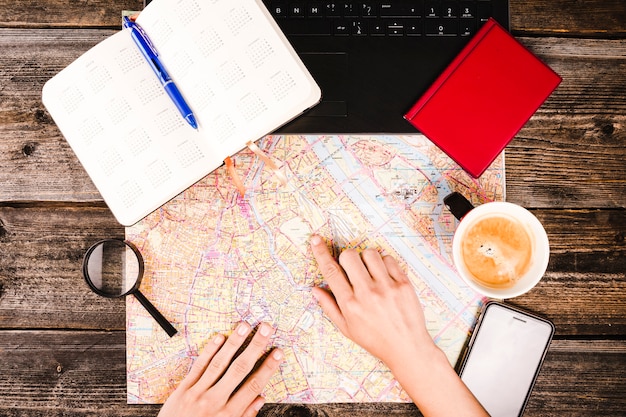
xmin=266 ymin=1 xmax=494 ymax=37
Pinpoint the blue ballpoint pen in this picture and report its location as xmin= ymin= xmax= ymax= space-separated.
xmin=122 ymin=16 xmax=198 ymax=130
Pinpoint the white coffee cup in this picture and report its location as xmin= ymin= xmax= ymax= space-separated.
xmin=444 ymin=192 xmax=550 ymax=299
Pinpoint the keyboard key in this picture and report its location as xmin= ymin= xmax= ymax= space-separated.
xmin=477 ymin=2 xmax=492 ymax=22
xmin=370 ymin=20 xmax=386 ymax=35
xmin=460 ymin=2 xmax=476 ymax=18
xmin=343 ymin=2 xmax=359 ymax=17
xmin=386 ymin=20 xmax=404 ymax=35
xmin=425 ymin=2 xmax=441 ymax=18
xmin=270 ymin=4 xmax=287 ymax=17
xmin=325 ymin=3 xmax=341 ymax=16
xmin=380 ymin=3 xmax=421 ymax=17
xmin=425 ymin=19 xmax=458 ymax=36
xmin=361 ymin=2 xmax=377 ymax=17
xmin=350 ymin=20 xmax=368 ymax=35
xmin=460 ymin=19 xmax=476 ymax=36
xmin=290 ymin=4 xmax=305 ymax=17
xmin=442 ymin=3 xmax=458 ymax=18
xmin=406 ymin=19 xmax=423 ymax=36
xmin=308 ymin=3 xmax=323 ymax=16
xmin=333 ymin=20 xmax=350 ymax=35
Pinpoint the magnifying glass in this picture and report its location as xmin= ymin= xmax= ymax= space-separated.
xmin=82 ymin=239 xmax=177 ymax=337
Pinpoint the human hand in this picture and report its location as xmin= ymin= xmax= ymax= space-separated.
xmin=157 ymin=322 xmax=284 ymax=417
xmin=310 ymin=235 xmax=436 ymax=371
xmin=310 ymin=235 xmax=489 ymax=416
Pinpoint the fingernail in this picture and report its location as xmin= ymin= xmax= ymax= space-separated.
xmin=311 ymin=235 xmax=322 ymax=246
xmin=237 ymin=323 xmax=249 ymax=336
xmin=213 ymin=334 xmax=225 ymax=345
xmin=273 ymin=349 xmax=283 ymax=361
xmin=259 ymin=323 xmax=272 ymax=337
xmin=311 ymin=288 xmax=320 ymax=301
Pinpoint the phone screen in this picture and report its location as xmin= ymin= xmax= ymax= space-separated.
xmin=459 ymin=302 xmax=554 ymax=417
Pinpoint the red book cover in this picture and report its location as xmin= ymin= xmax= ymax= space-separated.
xmin=404 ymin=18 xmax=562 ymax=178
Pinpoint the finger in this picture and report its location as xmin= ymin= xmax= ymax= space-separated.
xmin=211 ymin=323 xmax=276 ymax=398
xmin=310 ymin=235 xmax=353 ymax=299
xmin=196 ymin=322 xmax=252 ymax=391
xmin=241 ymin=396 xmax=266 ymax=417
xmin=228 ymin=349 xmax=284 ymax=415
xmin=382 ymin=255 xmax=409 ymax=283
xmin=311 ymin=287 xmax=349 ymax=335
xmin=178 ymin=333 xmax=226 ymax=390
xmin=360 ymin=248 xmax=391 ymax=282
xmin=338 ymin=248 xmax=374 ymax=288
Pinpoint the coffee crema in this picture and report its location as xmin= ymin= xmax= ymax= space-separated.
xmin=460 ymin=214 xmax=533 ymax=288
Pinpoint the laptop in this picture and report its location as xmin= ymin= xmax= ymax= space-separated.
xmin=262 ymin=1 xmax=510 ymax=133
xmin=145 ymin=0 xmax=510 ymax=134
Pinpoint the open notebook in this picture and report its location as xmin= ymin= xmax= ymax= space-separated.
xmin=42 ymin=0 xmax=320 ymax=226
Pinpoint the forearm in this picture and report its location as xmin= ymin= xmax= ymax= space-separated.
xmin=309 ymin=236 xmax=487 ymax=416
xmin=389 ymin=345 xmax=488 ymax=417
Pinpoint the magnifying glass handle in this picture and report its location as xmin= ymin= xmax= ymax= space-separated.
xmin=133 ymin=291 xmax=178 ymax=337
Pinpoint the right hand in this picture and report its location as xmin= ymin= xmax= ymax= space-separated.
xmin=310 ymin=235 xmax=488 ymax=416
xmin=309 ymin=234 xmax=437 ymax=370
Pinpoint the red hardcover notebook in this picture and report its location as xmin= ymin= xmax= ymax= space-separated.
xmin=404 ymin=18 xmax=561 ymax=178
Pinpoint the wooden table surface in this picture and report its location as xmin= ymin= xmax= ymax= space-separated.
xmin=1 ymin=1 xmax=625 ymax=416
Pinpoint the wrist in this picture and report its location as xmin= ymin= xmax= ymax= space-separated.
xmin=381 ymin=329 xmax=442 ymax=375
xmin=386 ymin=338 xmax=446 ymax=378
xmin=387 ymin=343 xmax=488 ymax=416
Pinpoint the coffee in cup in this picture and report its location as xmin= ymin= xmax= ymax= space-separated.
xmin=444 ymin=192 xmax=550 ymax=299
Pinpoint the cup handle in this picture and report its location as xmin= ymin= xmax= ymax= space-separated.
xmin=444 ymin=192 xmax=475 ymax=220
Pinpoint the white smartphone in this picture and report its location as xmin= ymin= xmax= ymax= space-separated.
xmin=458 ymin=301 xmax=555 ymax=417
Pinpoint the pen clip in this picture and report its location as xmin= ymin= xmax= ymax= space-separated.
xmin=122 ymin=16 xmax=158 ymax=56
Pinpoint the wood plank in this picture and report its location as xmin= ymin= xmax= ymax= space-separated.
xmin=0 ymin=0 xmax=142 ymax=28
xmin=0 ymin=330 xmax=160 ymax=416
xmin=1 ymin=0 xmax=625 ymax=38
xmin=510 ymin=0 xmax=626 ymax=37
xmin=0 ymin=206 xmax=124 ymax=330
xmin=1 ymin=29 xmax=625 ymax=207
xmin=0 ymin=29 xmax=113 ymax=202
xmin=500 ymin=207 xmax=626 ymax=336
xmin=1 ymin=206 xmax=624 ymax=335
xmin=527 ymin=340 xmax=626 ymax=416
xmin=507 ymin=37 xmax=626 ymax=209
xmin=0 ymin=331 xmax=624 ymax=416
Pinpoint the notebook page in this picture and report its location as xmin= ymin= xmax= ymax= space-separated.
xmin=42 ymin=32 xmax=224 ymax=226
xmin=43 ymin=0 xmax=319 ymax=226
xmin=136 ymin=0 xmax=321 ymax=157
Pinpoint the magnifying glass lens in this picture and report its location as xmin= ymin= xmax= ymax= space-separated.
xmin=85 ymin=240 xmax=140 ymax=296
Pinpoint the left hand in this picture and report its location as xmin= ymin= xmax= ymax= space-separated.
xmin=157 ymin=322 xmax=284 ymax=417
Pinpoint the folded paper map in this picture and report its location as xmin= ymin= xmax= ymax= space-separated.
xmin=125 ymin=134 xmax=505 ymax=403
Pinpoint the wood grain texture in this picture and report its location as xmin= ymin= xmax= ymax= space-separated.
xmin=1 ymin=0 xmax=625 ymax=415
xmin=509 ymin=0 xmax=626 ymax=37
xmin=0 ymin=331 xmax=624 ymax=417
xmin=1 ymin=0 xmax=625 ymax=36
xmin=0 ymin=207 xmax=623 ymax=334
xmin=0 ymin=0 xmax=143 ymax=28
xmin=1 ymin=29 xmax=625 ymax=207
xmin=0 ymin=28 xmax=112 ymax=202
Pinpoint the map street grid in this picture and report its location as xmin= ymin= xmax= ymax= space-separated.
xmin=125 ymin=134 xmax=505 ymax=403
